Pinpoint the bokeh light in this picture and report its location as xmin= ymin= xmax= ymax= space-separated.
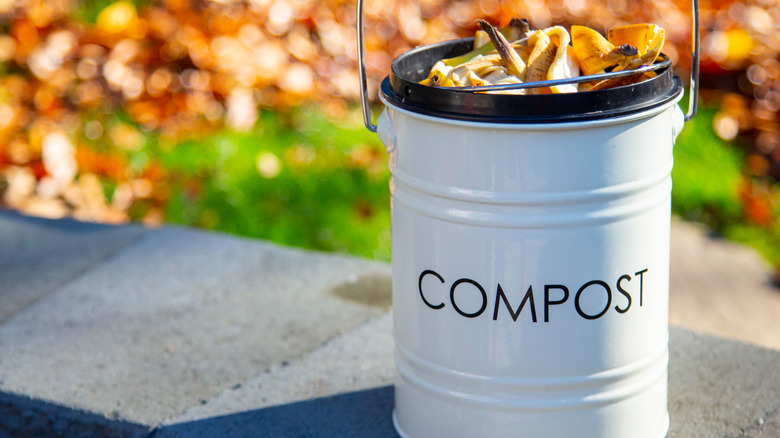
xmin=0 ymin=0 xmax=776 ymax=228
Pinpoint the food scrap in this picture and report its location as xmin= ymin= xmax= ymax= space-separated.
xmin=421 ymin=20 xmax=665 ymax=94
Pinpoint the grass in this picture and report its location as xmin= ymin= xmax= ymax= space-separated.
xmin=671 ymin=107 xmax=744 ymax=227
xmin=117 ymin=104 xmax=779 ymax=271
xmin=672 ymin=107 xmax=780 ymax=269
xmin=146 ymin=107 xmax=392 ymax=261
xmin=62 ymin=0 xmax=780 ymax=269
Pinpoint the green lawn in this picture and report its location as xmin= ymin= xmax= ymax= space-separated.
xmin=672 ymin=107 xmax=744 ymax=226
xmin=149 ymin=108 xmax=392 ymax=261
xmin=125 ymin=104 xmax=778 ymax=269
xmin=672 ymin=107 xmax=780 ymax=269
xmin=57 ymin=0 xmax=780 ymax=270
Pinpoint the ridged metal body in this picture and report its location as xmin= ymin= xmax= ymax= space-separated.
xmin=378 ymin=95 xmax=685 ymax=437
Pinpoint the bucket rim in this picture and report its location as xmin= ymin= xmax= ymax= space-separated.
xmin=384 ymin=37 xmax=684 ymax=124
xmin=379 ymin=86 xmax=684 ymax=130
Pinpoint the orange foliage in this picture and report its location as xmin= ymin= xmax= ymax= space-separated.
xmin=0 ymin=0 xmax=776 ymax=226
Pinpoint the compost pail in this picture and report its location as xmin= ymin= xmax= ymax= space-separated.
xmin=357 ymin=4 xmax=700 ymax=437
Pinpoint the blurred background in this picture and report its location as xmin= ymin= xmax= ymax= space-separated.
xmin=0 ymin=0 xmax=777 ymax=277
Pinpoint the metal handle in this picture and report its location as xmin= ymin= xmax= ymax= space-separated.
xmin=356 ymin=0 xmax=377 ymax=132
xmin=356 ymin=0 xmax=699 ymax=127
xmin=685 ymin=0 xmax=700 ymax=121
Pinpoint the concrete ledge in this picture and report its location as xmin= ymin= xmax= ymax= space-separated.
xmin=1 ymin=211 xmax=780 ymax=437
xmin=0 ymin=212 xmax=391 ymax=427
xmin=0 ymin=211 xmax=148 ymax=324
xmin=669 ymin=220 xmax=780 ymax=350
xmin=667 ymin=328 xmax=780 ymax=437
xmin=2 ymin=326 xmax=779 ymax=437
xmin=168 ymin=314 xmax=394 ymax=425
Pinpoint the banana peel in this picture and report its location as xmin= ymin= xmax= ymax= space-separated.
xmin=581 ymin=24 xmax=665 ymax=91
xmin=420 ymin=61 xmax=455 ymax=87
xmin=571 ymin=25 xmax=640 ymax=75
xmin=473 ymin=30 xmax=490 ymax=50
xmin=420 ymin=20 xmax=665 ymax=94
xmin=608 ymin=24 xmax=664 ymax=57
xmin=444 ymin=18 xmax=531 ymax=67
xmin=478 ymin=19 xmax=527 ymax=80
xmin=449 ymin=54 xmax=507 ymax=86
xmin=525 ymin=26 xmax=579 ymax=94
xmin=525 ymin=30 xmax=554 ymax=90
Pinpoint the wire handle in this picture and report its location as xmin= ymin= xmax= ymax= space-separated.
xmin=356 ymin=0 xmax=377 ymax=132
xmin=685 ymin=0 xmax=700 ymax=121
xmin=455 ymin=57 xmax=671 ymax=92
xmin=356 ymin=0 xmax=700 ymax=130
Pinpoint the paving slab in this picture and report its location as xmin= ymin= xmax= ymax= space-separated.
xmin=669 ymin=219 xmax=780 ymax=351
xmin=156 ymin=324 xmax=780 ymax=438
xmin=168 ymin=313 xmax=395 ymax=425
xmin=667 ymin=327 xmax=780 ymax=438
xmin=0 ymin=221 xmax=391 ymax=427
xmin=0 ymin=210 xmax=148 ymax=324
xmin=2 ymin=213 xmax=780 ymax=437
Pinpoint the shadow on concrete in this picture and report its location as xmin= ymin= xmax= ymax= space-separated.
xmin=0 ymin=391 xmax=150 ymax=438
xmin=0 ymin=386 xmax=398 ymax=438
xmin=154 ymin=386 xmax=398 ymax=438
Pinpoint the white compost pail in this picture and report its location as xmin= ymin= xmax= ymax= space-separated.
xmin=382 ymin=96 xmax=682 ymax=438
xmin=357 ymin=7 xmax=699 ymax=438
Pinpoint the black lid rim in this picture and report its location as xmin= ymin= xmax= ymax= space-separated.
xmin=381 ymin=76 xmax=684 ymax=124
xmin=384 ymin=38 xmax=685 ymax=124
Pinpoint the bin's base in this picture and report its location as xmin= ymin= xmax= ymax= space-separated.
xmin=393 ymin=409 xmax=669 ymax=438
xmin=392 ymin=409 xmax=407 ymax=438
